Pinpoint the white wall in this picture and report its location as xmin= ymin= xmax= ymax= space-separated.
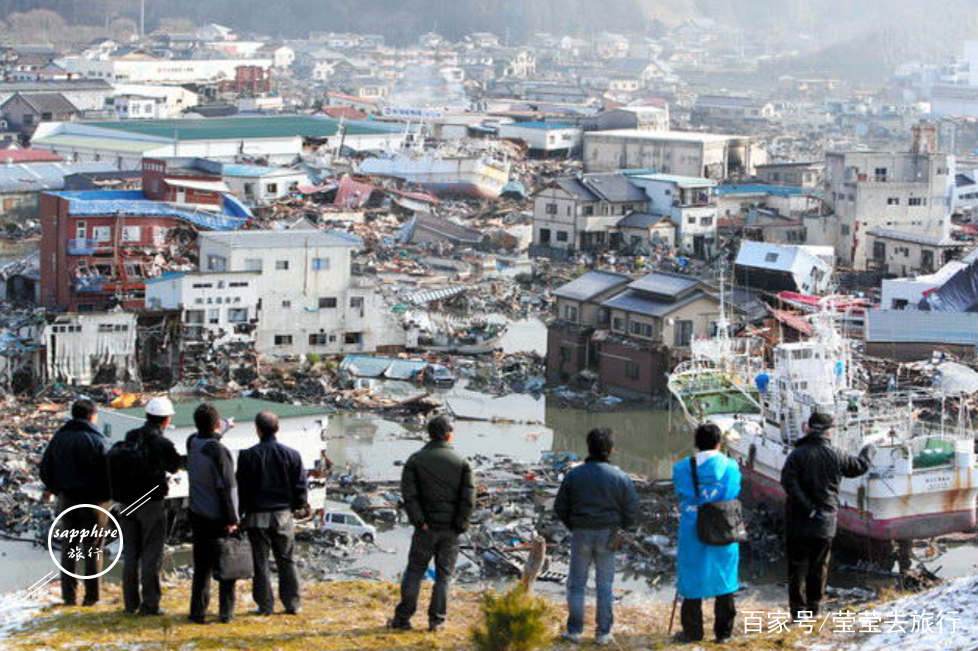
xmin=43 ymin=312 xmax=137 ymax=384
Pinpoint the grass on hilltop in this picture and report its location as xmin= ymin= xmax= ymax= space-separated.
xmin=4 ymin=579 xmax=824 ymax=651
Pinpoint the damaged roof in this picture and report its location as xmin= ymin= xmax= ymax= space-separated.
xmin=50 ymin=189 xmax=249 ymax=231
xmin=553 ymin=270 xmax=632 ymax=301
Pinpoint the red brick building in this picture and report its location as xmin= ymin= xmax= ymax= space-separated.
xmin=142 ymin=158 xmax=226 ymax=208
xmin=39 ymin=178 xmax=250 ymax=311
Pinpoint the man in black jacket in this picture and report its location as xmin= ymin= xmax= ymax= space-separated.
xmin=119 ymin=396 xmax=181 ymax=616
xmin=388 ymin=416 xmax=475 ymax=632
xmin=40 ymin=399 xmax=110 ymax=606
xmin=780 ymin=412 xmax=874 ymax=619
xmin=187 ymin=403 xmax=239 ymax=624
xmin=236 ymin=410 xmax=307 ymax=616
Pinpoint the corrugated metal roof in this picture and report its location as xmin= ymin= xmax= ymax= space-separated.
xmin=83 ymin=116 xmax=398 ymax=141
xmin=867 ymin=309 xmax=978 ymax=345
xmin=0 ymin=161 xmax=117 ymax=193
xmin=404 ymin=286 xmax=466 ymax=305
xmin=199 ymin=228 xmax=361 ymax=248
xmin=554 ymin=270 xmax=632 ymax=301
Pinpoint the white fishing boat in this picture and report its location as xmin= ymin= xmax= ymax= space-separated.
xmin=357 ymin=139 xmax=511 ymax=199
xmin=670 ymin=306 xmax=978 ymax=545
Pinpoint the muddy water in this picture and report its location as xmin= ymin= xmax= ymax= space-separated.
xmin=4 ymin=382 xmax=977 ymax=601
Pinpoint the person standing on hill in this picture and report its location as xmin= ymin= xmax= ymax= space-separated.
xmin=387 ymin=416 xmax=475 ymax=633
xmin=781 ymin=412 xmax=874 ymax=620
xmin=40 ymin=398 xmax=111 ymax=607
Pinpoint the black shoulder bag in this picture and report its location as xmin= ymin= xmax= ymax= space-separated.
xmin=690 ymin=457 xmax=747 ymax=546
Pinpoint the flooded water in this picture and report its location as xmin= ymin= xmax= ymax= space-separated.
xmin=3 ymin=377 xmax=977 ymax=604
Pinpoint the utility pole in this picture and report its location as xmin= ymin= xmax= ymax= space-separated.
xmin=140 ymin=0 xmax=146 ymax=38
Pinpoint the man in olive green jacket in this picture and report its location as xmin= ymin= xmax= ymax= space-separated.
xmin=388 ymin=416 xmax=475 ymax=632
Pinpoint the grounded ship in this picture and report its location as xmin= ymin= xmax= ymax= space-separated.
xmin=357 ymin=142 xmax=511 ymax=199
xmin=669 ymin=306 xmax=978 ymax=549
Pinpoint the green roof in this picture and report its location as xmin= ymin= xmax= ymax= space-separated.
xmin=114 ymin=397 xmax=330 ymax=429
xmin=34 ymin=134 xmax=166 ymax=153
xmin=82 ymin=116 xmax=394 ymax=141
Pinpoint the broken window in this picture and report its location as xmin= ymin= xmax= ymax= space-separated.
xmin=308 ymin=333 xmax=328 ymax=345
xmin=344 ymin=332 xmax=362 ymax=345
xmin=556 ymin=231 xmax=568 ymax=242
xmin=319 ymin=297 xmax=337 ymax=308
xmin=274 ymin=334 xmax=293 ymax=346
xmin=122 ymin=226 xmax=141 ymax=242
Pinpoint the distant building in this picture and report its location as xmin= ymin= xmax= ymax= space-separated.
xmin=145 ymin=270 xmax=261 ymax=346
xmin=583 ymin=129 xmax=764 ymax=178
xmin=42 ymin=312 xmax=136 ymax=385
xmin=197 ymin=229 xmax=406 ymax=356
xmin=546 ymin=270 xmax=728 ymax=398
xmin=531 ymin=173 xmax=649 ymax=252
xmin=624 ymin=171 xmax=718 ymax=258
xmin=691 ymin=94 xmax=778 ymax=125
xmin=826 ymin=125 xmax=954 ymax=269
xmin=497 ymin=121 xmax=582 ymax=155
xmin=38 ymin=188 xmax=249 ymax=311
xmin=734 ymin=241 xmax=834 ymax=294
xmin=0 ymin=92 xmax=80 ymax=135
xmin=753 ymin=162 xmax=823 ymax=188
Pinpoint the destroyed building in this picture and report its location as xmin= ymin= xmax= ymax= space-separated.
xmin=197 ymin=229 xmax=408 ymax=356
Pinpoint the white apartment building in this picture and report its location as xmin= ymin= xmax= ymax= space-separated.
xmin=55 ymin=55 xmax=274 ymax=84
xmin=583 ymin=129 xmax=764 ymax=178
xmin=826 ymin=126 xmax=954 ymax=269
xmin=145 ymin=270 xmax=261 ymax=345
xmin=625 ymin=172 xmax=718 ymax=258
xmin=197 ymin=229 xmax=406 ymax=356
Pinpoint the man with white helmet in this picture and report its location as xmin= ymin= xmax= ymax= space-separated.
xmin=115 ymin=396 xmax=181 ymax=616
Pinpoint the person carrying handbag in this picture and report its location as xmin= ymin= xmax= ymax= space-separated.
xmin=671 ymin=423 xmax=743 ymax=644
xmin=186 ymin=403 xmax=240 ymax=624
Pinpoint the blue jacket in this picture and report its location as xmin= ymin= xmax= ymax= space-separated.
xmin=672 ymin=452 xmax=741 ymax=599
xmin=554 ymin=458 xmax=639 ymax=531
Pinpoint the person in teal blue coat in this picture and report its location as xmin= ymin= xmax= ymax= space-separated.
xmin=672 ymin=423 xmax=741 ymax=643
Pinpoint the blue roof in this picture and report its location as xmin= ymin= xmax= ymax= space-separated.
xmin=508 ymin=121 xmax=576 ymax=130
xmin=49 ymin=190 xmax=249 ymax=231
xmin=717 ymin=184 xmax=804 ymax=197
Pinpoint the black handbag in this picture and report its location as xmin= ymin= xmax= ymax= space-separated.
xmin=690 ymin=457 xmax=747 ymax=546
xmin=215 ymin=534 xmax=254 ymax=581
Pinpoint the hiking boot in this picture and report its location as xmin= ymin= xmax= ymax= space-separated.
xmin=428 ymin=622 xmax=444 ymax=633
xmin=561 ymin=631 xmax=582 ymax=643
xmin=387 ymin=618 xmax=412 ymax=631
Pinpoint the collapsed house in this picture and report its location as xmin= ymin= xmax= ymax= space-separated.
xmin=734 ymin=241 xmax=834 ymax=295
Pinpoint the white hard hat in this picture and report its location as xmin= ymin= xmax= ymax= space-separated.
xmin=145 ymin=396 xmax=175 ymax=417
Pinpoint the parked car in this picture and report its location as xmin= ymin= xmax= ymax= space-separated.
xmin=420 ymin=363 xmax=457 ymax=387
xmin=321 ymin=510 xmax=377 ymax=542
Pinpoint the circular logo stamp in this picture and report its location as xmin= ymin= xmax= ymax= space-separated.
xmin=47 ymin=504 xmax=124 ymax=580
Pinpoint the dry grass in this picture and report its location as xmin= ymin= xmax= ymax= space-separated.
xmin=4 ymin=580 xmax=819 ymax=651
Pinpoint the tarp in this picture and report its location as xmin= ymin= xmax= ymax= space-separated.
xmin=920 ymin=261 xmax=978 ymax=312
xmin=383 ymin=359 xmax=428 ymax=380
